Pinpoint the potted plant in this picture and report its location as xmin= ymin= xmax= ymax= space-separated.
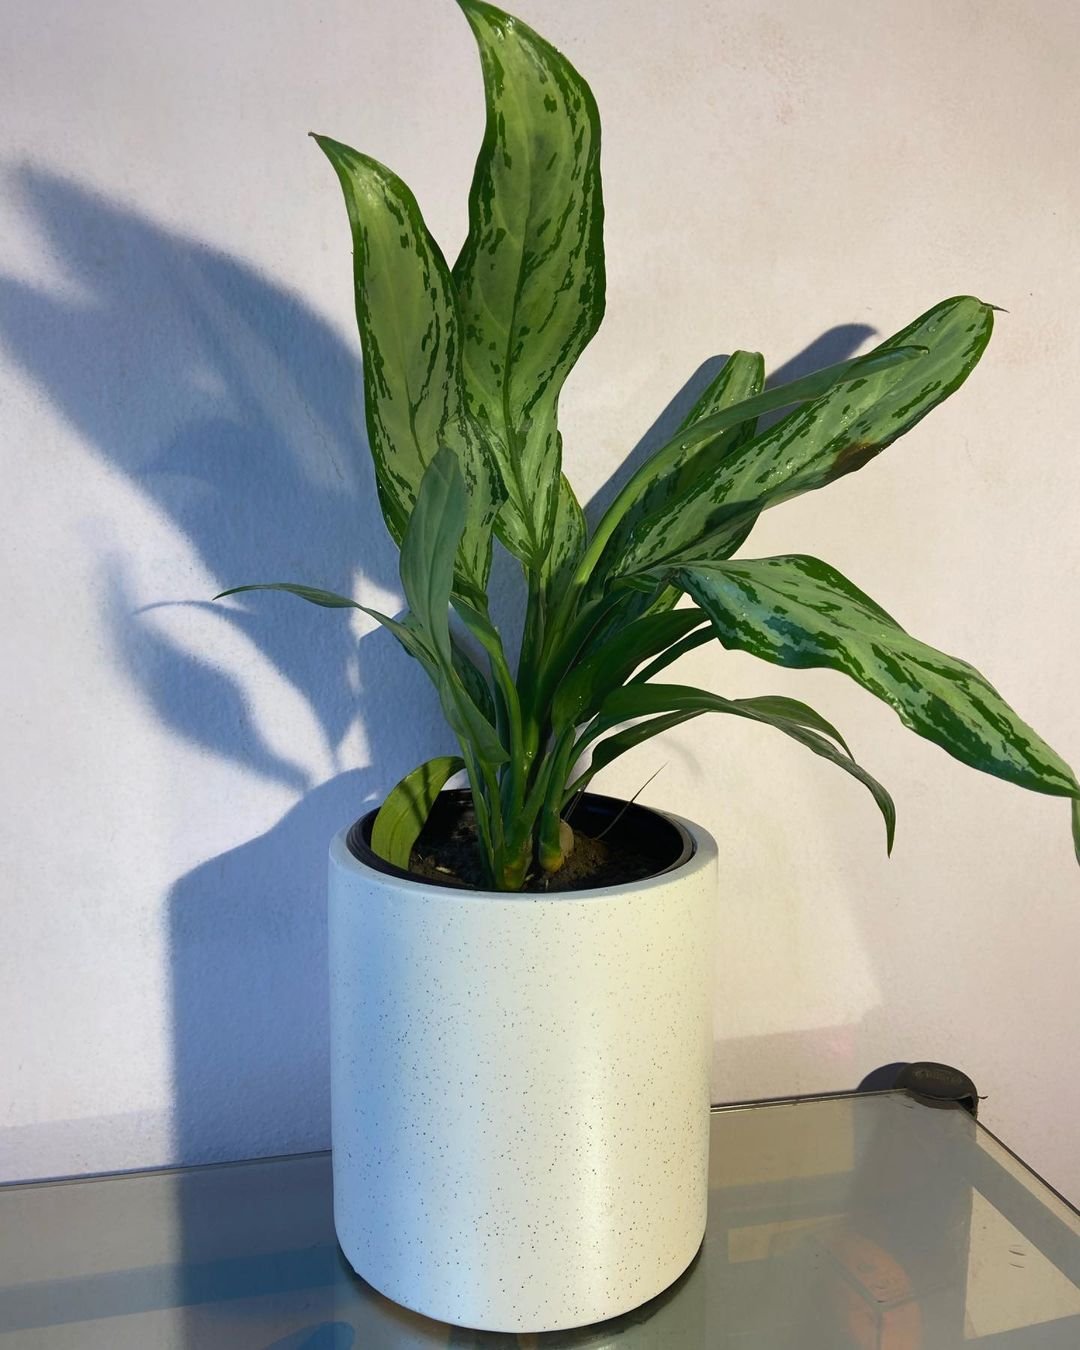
xmin=217 ymin=0 xmax=1079 ymax=1332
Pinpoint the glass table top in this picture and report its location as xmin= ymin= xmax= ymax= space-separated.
xmin=2 ymin=1090 xmax=1078 ymax=1348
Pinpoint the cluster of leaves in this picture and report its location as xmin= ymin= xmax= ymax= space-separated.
xmin=219 ymin=0 xmax=1079 ymax=890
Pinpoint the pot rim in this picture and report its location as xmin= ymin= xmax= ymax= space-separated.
xmin=336 ymin=789 xmax=709 ymax=902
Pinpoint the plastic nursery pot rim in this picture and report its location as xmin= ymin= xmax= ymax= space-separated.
xmin=343 ymin=788 xmax=697 ymax=898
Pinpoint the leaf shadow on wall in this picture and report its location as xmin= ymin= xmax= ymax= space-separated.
xmin=0 ymin=166 xmax=877 ymax=1191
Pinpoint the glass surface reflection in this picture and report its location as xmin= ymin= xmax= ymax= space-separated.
xmin=2 ymin=1092 xmax=1078 ymax=1348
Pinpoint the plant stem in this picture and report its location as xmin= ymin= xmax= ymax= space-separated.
xmin=460 ymin=745 xmax=497 ymax=887
xmin=537 ymin=730 xmax=577 ymax=873
xmin=516 ymin=568 xmax=546 ymax=767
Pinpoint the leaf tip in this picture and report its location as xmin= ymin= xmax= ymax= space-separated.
xmin=1070 ymin=796 xmax=1080 ymax=868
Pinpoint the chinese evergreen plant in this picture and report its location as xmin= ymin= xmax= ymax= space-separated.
xmin=219 ymin=0 xmax=1079 ymax=890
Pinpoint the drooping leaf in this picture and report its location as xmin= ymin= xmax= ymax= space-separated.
xmin=213 ymin=582 xmax=434 ymax=663
xmin=214 ymin=582 xmax=360 ymax=610
xmin=620 ymin=296 xmax=993 ymax=572
xmin=680 ymin=556 xmax=1080 ymax=803
xmin=453 ymin=0 xmax=605 ymax=570
xmin=551 ymin=606 xmax=708 ymax=731
xmin=313 ymin=135 xmax=503 ymax=600
xmin=596 ymin=682 xmax=896 ymax=850
xmin=734 ymin=695 xmax=852 ymax=758
xmin=371 ymin=756 xmax=466 ymax=868
xmin=565 ymin=709 xmax=704 ymax=802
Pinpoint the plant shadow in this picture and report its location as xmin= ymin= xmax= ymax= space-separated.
xmin=0 ymin=164 xmax=877 ymax=1338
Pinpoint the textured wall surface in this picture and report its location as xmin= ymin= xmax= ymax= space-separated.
xmin=2 ymin=0 xmax=1078 ymax=1198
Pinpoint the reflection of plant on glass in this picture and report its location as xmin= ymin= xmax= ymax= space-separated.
xmin=218 ymin=0 xmax=1079 ymax=891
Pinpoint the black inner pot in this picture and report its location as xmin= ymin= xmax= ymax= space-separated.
xmin=346 ymin=789 xmax=695 ymax=893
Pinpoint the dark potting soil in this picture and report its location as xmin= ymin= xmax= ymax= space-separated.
xmin=408 ymin=806 xmax=662 ymax=892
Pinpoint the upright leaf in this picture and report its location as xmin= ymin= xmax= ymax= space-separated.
xmin=680 ymin=556 xmax=1080 ymax=803
xmin=371 ymin=756 xmax=466 ymax=868
xmin=590 ymin=350 xmax=765 ymax=587
xmin=398 ymin=448 xmax=468 ymax=666
xmin=453 ymin=0 xmax=605 ymax=570
xmin=577 ymin=344 xmax=925 ymax=592
xmin=551 ymin=606 xmax=709 ymax=730
xmin=619 ymin=296 xmax=993 ymax=573
xmin=542 ymin=472 xmax=588 ymax=593
xmin=313 ymin=135 xmax=503 ymax=600
xmin=400 ymin=450 xmax=509 ymax=767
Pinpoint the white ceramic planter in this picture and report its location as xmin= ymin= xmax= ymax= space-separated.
xmin=327 ymin=799 xmax=717 ymax=1333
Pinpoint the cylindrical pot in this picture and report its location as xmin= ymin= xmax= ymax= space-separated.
xmin=328 ymin=791 xmax=718 ymax=1333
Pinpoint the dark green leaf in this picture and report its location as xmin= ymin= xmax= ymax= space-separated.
xmin=215 ymin=582 xmax=360 ymax=609
xmin=398 ymin=448 xmax=467 ymax=667
xmin=566 ymin=709 xmax=704 ymax=802
xmin=213 ymin=582 xmax=434 ymax=662
xmin=621 ymin=296 xmax=993 ymax=572
xmin=597 ymin=682 xmax=895 ymax=850
xmin=371 ymin=756 xmax=466 ymax=868
xmin=734 ymin=695 xmax=852 ymax=758
xmin=680 ymin=555 xmax=1080 ymax=800
xmin=551 ymin=606 xmax=708 ymax=731
xmin=313 ymin=135 xmax=503 ymax=598
xmin=399 ymin=451 xmax=509 ymax=766
xmin=435 ymin=666 xmax=510 ymax=768
xmin=453 ymin=641 xmax=497 ymax=728
xmin=453 ymin=0 xmax=604 ymax=569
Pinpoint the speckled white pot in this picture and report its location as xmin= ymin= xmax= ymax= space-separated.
xmin=327 ymin=807 xmax=717 ymax=1333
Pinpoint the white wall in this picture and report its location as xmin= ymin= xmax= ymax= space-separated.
xmin=3 ymin=0 xmax=1078 ymax=1198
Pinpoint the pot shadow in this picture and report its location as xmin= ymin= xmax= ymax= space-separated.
xmin=0 ymin=165 xmax=454 ymax=1176
xmin=1 ymin=164 xmax=880 ymax=1342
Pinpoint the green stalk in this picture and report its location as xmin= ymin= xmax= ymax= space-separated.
xmin=532 ymin=590 xmax=621 ymax=720
xmin=537 ymin=730 xmax=578 ymax=874
xmin=516 ymin=568 xmax=547 ymax=765
xmin=459 ymin=746 xmax=497 ymax=888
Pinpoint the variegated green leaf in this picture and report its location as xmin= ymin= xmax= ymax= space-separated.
xmin=597 ymin=682 xmax=895 ymax=850
xmin=590 ymin=350 xmax=765 ymax=588
xmin=371 ymin=756 xmax=466 ymax=868
xmin=576 ymin=344 xmax=925 ymax=592
xmin=453 ymin=0 xmax=604 ymax=570
xmin=680 ymin=556 xmax=1080 ymax=803
xmin=542 ymin=472 xmax=588 ymax=593
xmin=313 ymin=135 xmax=503 ymax=601
xmin=620 ymin=296 xmax=993 ymax=572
